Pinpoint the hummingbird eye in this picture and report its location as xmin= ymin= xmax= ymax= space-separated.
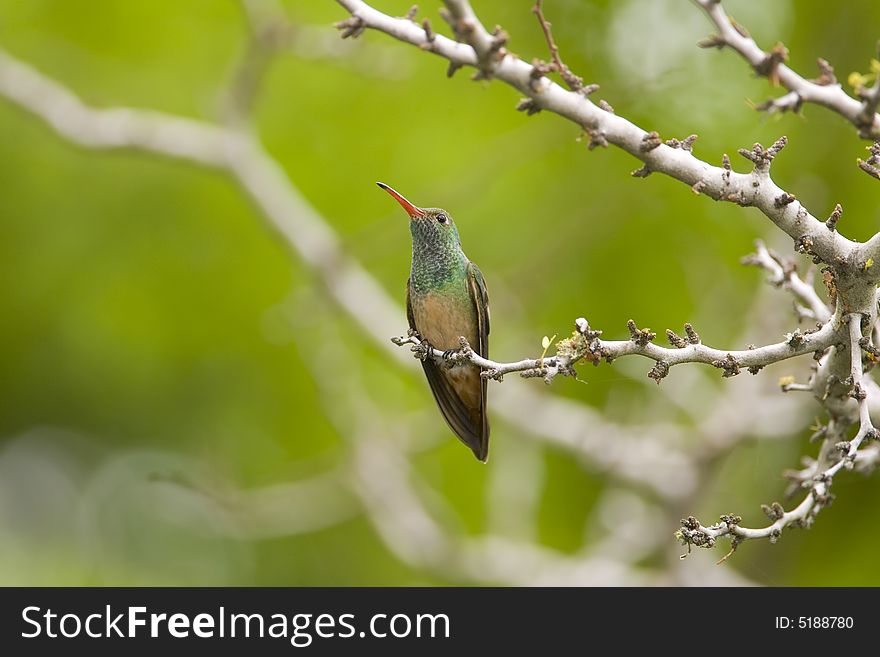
xmin=436 ymin=213 xmax=448 ymax=224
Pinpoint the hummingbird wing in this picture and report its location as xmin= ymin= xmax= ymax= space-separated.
xmin=406 ymin=271 xmax=491 ymax=462
xmin=466 ymin=261 xmax=491 ymax=460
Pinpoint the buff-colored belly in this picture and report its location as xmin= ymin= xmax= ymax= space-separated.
xmin=411 ymin=291 xmax=478 ymax=352
xmin=411 ymin=289 xmax=483 ymax=425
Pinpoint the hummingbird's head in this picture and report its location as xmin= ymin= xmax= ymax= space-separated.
xmin=377 ymin=182 xmax=461 ymax=251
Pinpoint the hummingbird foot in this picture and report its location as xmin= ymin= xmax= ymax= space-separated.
xmin=413 ymin=338 xmax=435 ymax=362
xmin=442 ymin=342 xmax=476 ymax=369
xmin=441 ymin=348 xmax=466 ymax=369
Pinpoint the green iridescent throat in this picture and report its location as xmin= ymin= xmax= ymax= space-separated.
xmin=408 ymin=209 xmax=469 ymax=296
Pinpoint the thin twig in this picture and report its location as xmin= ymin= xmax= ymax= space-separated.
xmin=532 ymin=0 xmax=585 ymax=92
xmin=693 ymin=0 xmax=880 ymax=139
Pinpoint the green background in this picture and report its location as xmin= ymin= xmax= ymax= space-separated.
xmin=1 ymin=0 xmax=879 ymax=585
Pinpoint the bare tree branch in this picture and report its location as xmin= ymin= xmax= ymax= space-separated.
xmin=677 ymin=313 xmax=878 ymax=557
xmin=393 ymin=315 xmax=837 ymax=385
xmin=742 ymin=240 xmax=831 ymax=323
xmin=693 ymin=0 xmax=880 ymax=139
xmin=858 ymin=141 xmax=880 ymax=180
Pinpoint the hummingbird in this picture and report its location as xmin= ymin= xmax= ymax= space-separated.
xmin=377 ymin=182 xmax=491 ymax=462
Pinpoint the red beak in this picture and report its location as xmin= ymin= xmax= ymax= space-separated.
xmin=377 ymin=182 xmax=426 ymax=218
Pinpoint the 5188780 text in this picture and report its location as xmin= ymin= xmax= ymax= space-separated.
xmin=775 ymin=617 xmax=853 ymax=630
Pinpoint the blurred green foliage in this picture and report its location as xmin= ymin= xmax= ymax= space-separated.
xmin=1 ymin=0 xmax=879 ymax=586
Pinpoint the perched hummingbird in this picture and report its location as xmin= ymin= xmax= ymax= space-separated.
xmin=377 ymin=182 xmax=491 ymax=462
